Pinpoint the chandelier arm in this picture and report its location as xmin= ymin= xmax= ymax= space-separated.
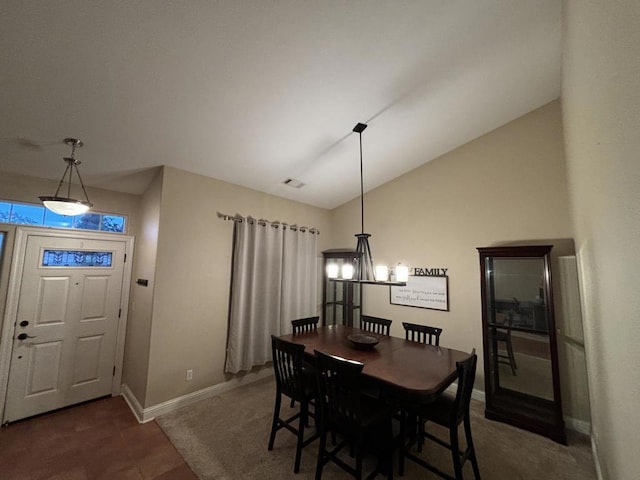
xmin=73 ymin=162 xmax=92 ymax=204
xmin=67 ymin=160 xmax=74 ymax=199
xmin=52 ymin=162 xmax=73 ymax=198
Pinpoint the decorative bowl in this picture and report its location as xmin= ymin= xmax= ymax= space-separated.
xmin=348 ymin=333 xmax=379 ymax=350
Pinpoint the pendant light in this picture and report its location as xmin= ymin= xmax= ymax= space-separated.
xmin=39 ymin=138 xmax=93 ymax=216
xmin=327 ymin=123 xmax=406 ymax=286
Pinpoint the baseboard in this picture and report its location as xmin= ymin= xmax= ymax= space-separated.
xmin=121 ymin=367 xmax=274 ymax=423
xmin=452 ymin=384 xmax=592 ymax=435
xmin=591 ymin=435 xmax=604 ymax=480
xmin=444 ymin=382 xmax=486 ymax=403
xmin=121 ymin=384 xmax=150 ymax=423
xmin=565 ymin=415 xmax=591 ymax=435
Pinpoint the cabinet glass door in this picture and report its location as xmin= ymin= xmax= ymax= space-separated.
xmin=485 ymin=256 xmax=553 ymax=400
xmin=478 ymin=245 xmax=565 ymax=444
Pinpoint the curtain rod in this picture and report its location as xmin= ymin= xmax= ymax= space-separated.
xmin=217 ymin=212 xmax=320 ymax=235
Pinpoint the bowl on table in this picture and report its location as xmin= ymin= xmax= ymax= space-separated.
xmin=347 ymin=333 xmax=379 ymax=350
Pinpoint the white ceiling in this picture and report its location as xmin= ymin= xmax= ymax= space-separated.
xmin=0 ymin=1 xmax=561 ymax=210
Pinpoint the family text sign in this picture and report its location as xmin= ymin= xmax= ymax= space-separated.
xmin=390 ymin=274 xmax=449 ymax=311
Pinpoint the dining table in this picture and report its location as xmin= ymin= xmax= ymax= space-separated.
xmin=279 ymin=324 xmax=471 ymax=403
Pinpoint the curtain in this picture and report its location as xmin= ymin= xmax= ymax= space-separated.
xmin=225 ymin=219 xmax=317 ymax=374
xmin=281 ymin=228 xmax=318 ymax=334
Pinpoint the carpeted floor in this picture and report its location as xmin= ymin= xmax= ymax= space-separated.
xmin=156 ymin=377 xmax=596 ymax=479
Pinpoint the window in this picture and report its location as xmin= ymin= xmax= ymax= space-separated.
xmin=42 ymin=250 xmax=113 ymax=267
xmin=0 ymin=200 xmax=126 ymax=234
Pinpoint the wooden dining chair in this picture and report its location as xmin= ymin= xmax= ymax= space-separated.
xmin=493 ymin=313 xmax=517 ymax=375
xmin=361 ymin=315 xmax=392 ymax=336
xmin=313 ymin=350 xmax=394 ymax=480
xmin=402 ymin=322 xmax=443 ymax=346
xmin=291 ymin=316 xmax=320 ymax=334
xmin=268 ymin=335 xmax=319 ymax=473
xmin=400 ymin=349 xmax=481 ymax=480
xmin=290 ymin=316 xmax=320 ymax=407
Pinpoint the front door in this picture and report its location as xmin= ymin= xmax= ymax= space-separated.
xmin=4 ymin=235 xmax=126 ymax=422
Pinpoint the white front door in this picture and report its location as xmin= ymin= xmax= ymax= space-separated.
xmin=4 ymin=235 xmax=127 ymax=422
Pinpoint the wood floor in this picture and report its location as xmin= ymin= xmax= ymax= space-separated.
xmin=0 ymin=396 xmax=197 ymax=480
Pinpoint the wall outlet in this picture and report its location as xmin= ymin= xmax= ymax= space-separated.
xmin=186 ymin=369 xmax=193 ymax=381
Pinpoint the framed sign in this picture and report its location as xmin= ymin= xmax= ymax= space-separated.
xmin=390 ymin=275 xmax=449 ymax=311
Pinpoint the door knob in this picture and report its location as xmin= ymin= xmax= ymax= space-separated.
xmin=19 ymin=320 xmax=29 ymax=327
xmin=17 ymin=333 xmax=36 ymax=340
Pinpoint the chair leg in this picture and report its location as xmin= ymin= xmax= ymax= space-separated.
xmin=464 ymin=416 xmax=481 ymax=480
xmin=294 ymin=401 xmax=307 ymax=473
xmin=398 ymin=410 xmax=406 ymax=476
xmin=450 ymin=425 xmax=463 ymax=480
xmin=417 ymin=417 xmax=425 ymax=453
xmin=268 ymin=393 xmax=281 ymax=451
xmin=315 ymin=423 xmax=328 ymax=480
xmin=386 ymin=417 xmax=394 ymax=480
xmin=506 ymin=338 xmax=517 ymax=374
xmin=355 ymin=431 xmax=364 ymax=480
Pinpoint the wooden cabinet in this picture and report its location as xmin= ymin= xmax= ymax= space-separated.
xmin=477 ymin=245 xmax=566 ymax=444
xmin=321 ymin=249 xmax=361 ymax=326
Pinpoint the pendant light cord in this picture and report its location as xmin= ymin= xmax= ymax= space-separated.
xmin=359 ymin=130 xmax=365 ymax=235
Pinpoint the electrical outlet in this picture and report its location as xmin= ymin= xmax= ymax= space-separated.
xmin=186 ymin=369 xmax=193 ymax=381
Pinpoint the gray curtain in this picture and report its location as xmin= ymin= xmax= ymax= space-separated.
xmin=225 ymin=218 xmax=317 ymax=374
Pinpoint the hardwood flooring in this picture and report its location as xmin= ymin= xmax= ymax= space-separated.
xmin=0 ymin=396 xmax=197 ymax=480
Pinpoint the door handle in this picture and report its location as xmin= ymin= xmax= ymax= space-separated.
xmin=19 ymin=320 xmax=29 ymax=327
xmin=17 ymin=333 xmax=36 ymax=340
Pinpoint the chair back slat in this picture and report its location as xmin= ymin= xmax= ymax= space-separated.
xmin=271 ymin=335 xmax=306 ymax=400
xmin=361 ymin=315 xmax=392 ymax=336
xmin=402 ymin=321 xmax=443 ymax=346
xmin=291 ymin=316 xmax=320 ymax=334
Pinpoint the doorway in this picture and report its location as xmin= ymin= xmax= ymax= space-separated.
xmin=0 ymin=227 xmax=133 ymax=423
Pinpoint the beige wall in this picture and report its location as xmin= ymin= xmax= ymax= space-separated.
xmin=331 ymin=100 xmax=576 ymax=400
xmin=122 ymin=169 xmax=163 ymax=405
xmin=144 ymin=166 xmax=332 ymax=406
xmin=562 ymin=1 xmax=640 ymax=478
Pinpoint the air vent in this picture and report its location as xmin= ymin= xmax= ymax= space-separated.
xmin=282 ymin=177 xmax=305 ymax=189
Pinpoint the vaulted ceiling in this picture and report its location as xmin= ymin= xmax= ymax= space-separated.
xmin=0 ymin=1 xmax=561 ymax=209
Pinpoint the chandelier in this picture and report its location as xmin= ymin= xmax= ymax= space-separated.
xmin=327 ymin=123 xmax=408 ymax=285
xmin=39 ymin=138 xmax=93 ymax=216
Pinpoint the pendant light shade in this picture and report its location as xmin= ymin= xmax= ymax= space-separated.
xmin=39 ymin=138 xmax=93 ymax=216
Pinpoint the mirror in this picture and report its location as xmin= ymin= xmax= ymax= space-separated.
xmin=478 ymin=245 xmax=566 ymax=444
xmin=486 ymin=257 xmax=553 ymax=400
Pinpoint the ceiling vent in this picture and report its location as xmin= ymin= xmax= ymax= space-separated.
xmin=282 ymin=177 xmax=305 ymax=189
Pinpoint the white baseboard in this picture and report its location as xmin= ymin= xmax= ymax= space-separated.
xmin=565 ymin=415 xmax=591 ymax=435
xmin=453 ymin=385 xmax=592 ymax=435
xmin=591 ymin=435 xmax=604 ymax=480
xmin=121 ymin=384 xmax=150 ymax=423
xmin=121 ymin=367 xmax=274 ymax=423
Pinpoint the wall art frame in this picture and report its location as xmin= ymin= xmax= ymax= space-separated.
xmin=390 ymin=274 xmax=449 ymax=311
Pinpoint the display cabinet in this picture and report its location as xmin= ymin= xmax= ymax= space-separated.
xmin=321 ymin=249 xmax=361 ymax=326
xmin=477 ymin=245 xmax=566 ymax=444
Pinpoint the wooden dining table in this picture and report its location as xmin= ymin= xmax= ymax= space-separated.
xmin=280 ymin=324 xmax=471 ymax=403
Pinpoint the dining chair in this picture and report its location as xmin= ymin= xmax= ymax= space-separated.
xmin=402 ymin=322 xmax=443 ymax=346
xmin=493 ymin=313 xmax=517 ymax=375
xmin=291 ymin=316 xmax=320 ymax=334
xmin=268 ymin=335 xmax=319 ymax=473
xmin=313 ymin=350 xmax=394 ymax=480
xmin=361 ymin=315 xmax=392 ymax=336
xmin=290 ymin=316 xmax=320 ymax=407
xmin=400 ymin=349 xmax=481 ymax=480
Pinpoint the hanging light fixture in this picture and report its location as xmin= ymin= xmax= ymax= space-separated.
xmin=39 ymin=138 xmax=93 ymax=216
xmin=326 ymin=123 xmax=406 ymax=286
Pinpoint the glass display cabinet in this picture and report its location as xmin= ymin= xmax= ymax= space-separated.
xmin=321 ymin=249 xmax=361 ymax=326
xmin=477 ymin=245 xmax=566 ymax=444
